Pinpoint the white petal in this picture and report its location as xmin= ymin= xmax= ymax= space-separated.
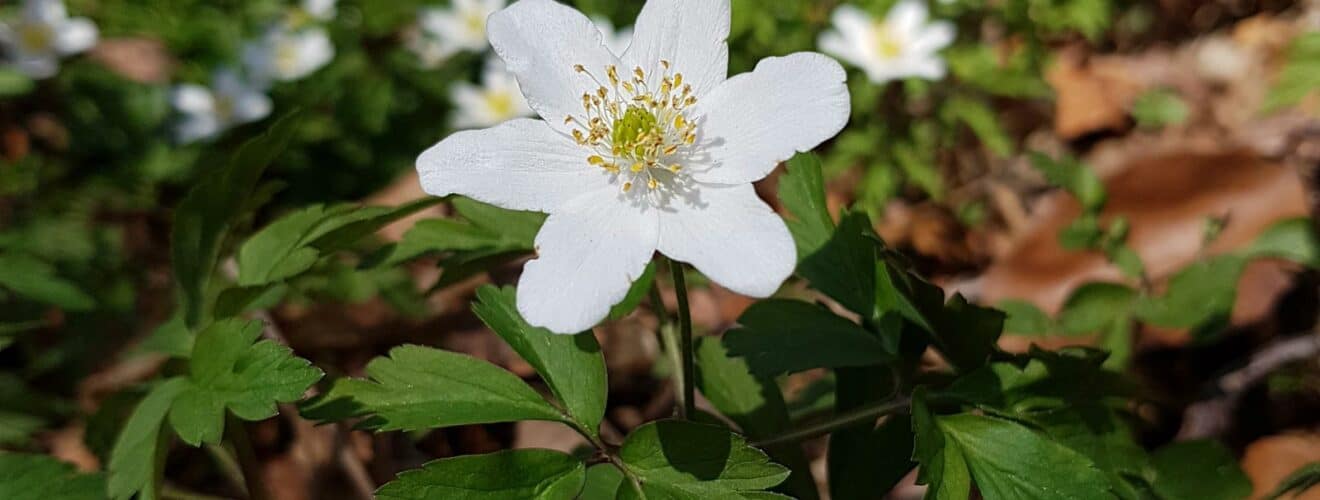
xmin=623 ymin=0 xmax=729 ymax=97
xmin=175 ymin=114 xmax=222 ymax=144
xmin=888 ymin=0 xmax=929 ymax=35
xmin=911 ymin=21 xmax=955 ymax=54
xmin=487 ymin=0 xmax=618 ymax=135
xmin=416 ymin=118 xmax=613 ymax=213
xmin=818 ymin=30 xmax=867 ymax=71
xmin=657 ymin=183 xmax=794 ymax=298
xmin=830 ymin=5 xmax=876 ymax=43
xmin=517 ymin=187 xmax=658 ymax=333
xmin=53 ymin=17 xmax=96 ymax=55
xmin=231 ymin=91 xmax=273 ymax=124
xmin=14 ymin=53 xmax=58 ymax=79
xmin=24 ymin=0 xmax=67 ymax=24
xmin=689 ymin=52 xmax=850 ymax=185
xmin=171 ymin=84 xmax=215 ymax=114
xmin=302 ymin=0 xmax=337 ymax=20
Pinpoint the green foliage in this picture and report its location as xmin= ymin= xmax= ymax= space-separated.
xmin=302 ymin=345 xmax=564 ymax=432
xmin=615 ymin=420 xmax=790 ymax=499
xmin=108 ymin=378 xmax=187 ymax=500
xmin=1149 ymin=440 xmax=1252 ymax=500
xmin=375 ymin=449 xmax=586 ymax=500
xmin=1132 ymin=89 xmax=1190 ymax=129
xmin=473 ymin=285 xmax=607 ymax=438
xmin=0 ymin=69 xmax=35 ymax=97
xmin=1264 ymin=33 xmax=1320 ymax=112
xmin=1030 ymin=152 xmax=1106 ymax=212
xmin=723 ymin=299 xmax=893 ymax=377
xmin=171 ymin=113 xmax=301 ymax=326
xmin=168 ymin=319 xmax=322 ymax=446
xmin=0 ymin=252 xmax=96 ymax=311
xmin=0 ymin=452 xmax=107 ymax=500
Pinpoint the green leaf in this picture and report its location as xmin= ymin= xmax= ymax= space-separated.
xmin=1131 ymin=89 xmax=1189 ymax=129
xmin=618 ymin=420 xmax=790 ymax=499
xmin=1149 ymin=440 xmax=1251 ymax=500
xmin=998 ymin=300 xmax=1053 ymax=336
xmin=830 ymin=367 xmax=914 ymax=499
xmin=777 ymin=153 xmax=834 ymax=258
xmin=168 ymin=319 xmax=323 ymax=446
xmin=1264 ymin=33 xmax=1320 ymax=112
xmin=472 ymin=285 xmax=607 ymax=437
xmin=940 ymin=348 xmax=1132 ymax=410
xmin=1265 ymin=461 xmax=1320 ymax=500
xmin=1030 ymin=153 xmax=1106 ymax=212
xmin=579 ymin=464 xmax=626 ymax=500
xmin=1245 ymin=218 xmax=1320 ymax=266
xmin=109 ymin=378 xmax=188 ymax=500
xmin=1058 ymin=283 xmax=1137 ymax=336
xmin=610 ymin=261 xmax=657 ymax=320
xmin=945 ymin=45 xmax=1051 ymax=98
xmin=1033 ymin=407 xmax=1153 ymax=499
xmin=943 ymin=95 xmax=1014 ymax=156
xmin=388 ymin=197 xmax=543 ymax=265
xmin=0 ymin=252 xmax=95 ymax=311
xmin=0 ymin=452 xmax=107 ymax=500
xmin=912 ymin=388 xmax=972 ymax=500
xmin=695 ymin=338 xmax=819 ymax=500
xmin=800 ymin=211 xmax=880 ymax=318
xmin=914 ymin=398 xmax=1112 ymax=500
xmin=172 ymin=113 xmax=300 ymax=327
xmin=214 ymin=283 xmax=289 ymax=319
xmin=874 ymin=264 xmax=1002 ymax=372
xmin=1134 ymin=255 xmax=1245 ymax=336
xmin=375 ymin=449 xmax=586 ymax=500
xmin=723 ymin=299 xmax=891 ymax=377
xmin=0 ymin=69 xmax=35 ymax=97
xmin=300 ymin=345 xmax=564 ymax=431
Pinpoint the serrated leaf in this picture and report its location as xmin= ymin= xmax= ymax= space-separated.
xmin=473 ymin=285 xmax=606 ymax=437
xmin=618 ymin=420 xmax=790 ymax=499
xmin=875 ymin=264 xmax=1002 ymax=372
xmin=109 ymin=378 xmax=187 ymax=500
xmin=387 ymin=197 xmax=543 ymax=266
xmin=723 ymin=299 xmax=891 ymax=377
xmin=1030 ymin=153 xmax=1106 ymax=213
xmin=1033 ymin=407 xmax=1153 ymax=499
xmin=168 ymin=319 xmax=323 ymax=446
xmin=375 ymin=449 xmax=585 ymax=500
xmin=913 ymin=390 xmax=1112 ymax=500
xmin=0 ymin=452 xmax=107 ymax=500
xmin=300 ymin=345 xmax=564 ymax=431
xmin=172 ymin=113 xmax=300 ymax=326
xmin=800 ymin=211 xmax=880 ymax=318
xmin=695 ymin=338 xmax=819 ymax=500
xmin=1133 ymin=255 xmax=1245 ymax=337
xmin=1149 ymin=440 xmax=1251 ymax=500
xmin=777 ymin=153 xmax=834 ymax=258
xmin=0 ymin=252 xmax=95 ymax=311
xmin=940 ymin=348 xmax=1132 ymax=410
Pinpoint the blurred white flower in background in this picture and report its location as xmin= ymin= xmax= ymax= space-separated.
xmin=170 ymin=69 xmax=272 ymax=144
xmin=242 ymin=24 xmax=335 ymax=84
xmin=818 ymin=0 xmax=954 ymax=84
xmin=300 ymin=0 xmax=338 ymax=22
xmin=450 ymin=56 xmax=533 ymax=129
xmin=408 ymin=0 xmax=506 ymax=67
xmin=592 ymin=16 xmax=633 ymax=55
xmin=0 ymin=0 xmax=98 ymax=79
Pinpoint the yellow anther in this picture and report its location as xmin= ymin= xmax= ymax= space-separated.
xmin=673 ymin=73 xmax=683 ymax=88
xmin=597 ymin=87 xmax=608 ymax=99
xmin=572 ymin=129 xmax=586 ymax=143
xmin=630 ymin=162 xmax=645 ymax=173
xmin=685 ymin=133 xmax=696 ymax=145
xmin=684 ymin=96 xmax=697 ymax=107
xmin=663 ymin=145 xmax=679 ymax=155
xmin=607 ymin=65 xmax=619 ymax=84
xmin=634 ymin=67 xmax=645 ymax=80
xmin=622 ymin=81 xmax=635 ymax=93
xmin=604 ymin=163 xmax=620 ymax=173
xmin=661 ymin=60 xmax=671 ymax=70
xmin=674 ymin=115 xmax=686 ymax=129
xmin=588 ymin=155 xmax=606 ymax=165
xmin=564 ymin=116 xmax=574 ymax=124
xmin=574 ymin=64 xmax=586 ymax=73
xmin=622 ymin=182 xmax=633 ymax=192
xmin=669 ymin=164 xmax=683 ymax=173
xmin=647 ymin=177 xmax=659 ymax=190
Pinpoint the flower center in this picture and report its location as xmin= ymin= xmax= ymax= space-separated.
xmin=566 ymin=61 xmax=700 ymax=198
xmin=19 ymin=24 xmax=53 ymax=52
xmin=875 ymin=23 xmax=904 ymax=59
xmin=483 ymin=90 xmax=515 ymax=118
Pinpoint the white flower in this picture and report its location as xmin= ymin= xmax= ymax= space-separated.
xmin=171 ymin=69 xmax=272 ymax=144
xmin=451 ymin=56 xmax=534 ymax=129
xmin=818 ymin=0 xmax=954 ymax=84
xmin=592 ymin=17 xmax=633 ymax=56
xmin=0 ymin=0 xmax=98 ymax=79
xmin=242 ymin=25 xmax=334 ymax=84
xmin=412 ymin=0 xmax=506 ymax=65
xmin=301 ymin=0 xmax=337 ymax=22
xmin=417 ymin=0 xmax=850 ymax=333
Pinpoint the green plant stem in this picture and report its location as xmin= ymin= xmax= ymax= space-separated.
xmin=753 ymin=397 xmax=912 ymax=448
xmin=225 ymin=414 xmax=268 ymax=500
xmin=668 ymin=259 xmax=695 ymax=420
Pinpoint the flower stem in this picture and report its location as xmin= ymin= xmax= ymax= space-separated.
xmin=225 ymin=414 xmax=268 ymax=500
xmin=668 ymin=259 xmax=695 ymax=420
xmin=752 ymin=397 xmax=912 ymax=448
